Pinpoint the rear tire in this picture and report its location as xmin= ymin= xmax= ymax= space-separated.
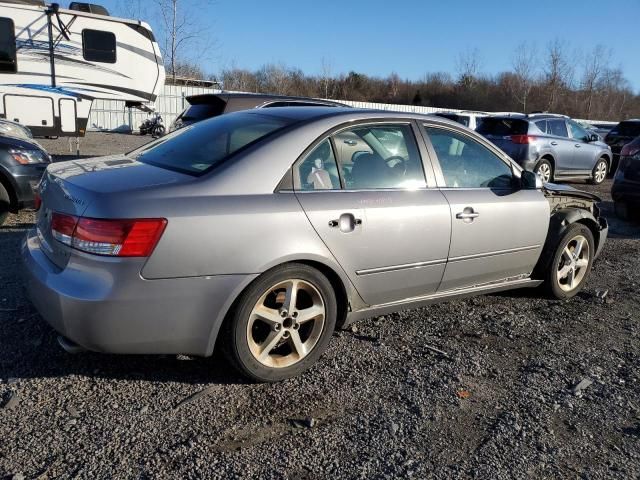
xmin=0 ymin=183 xmax=10 ymax=227
xmin=222 ymin=263 xmax=337 ymax=382
xmin=589 ymin=158 xmax=608 ymax=185
xmin=544 ymin=223 xmax=595 ymax=300
xmin=534 ymin=159 xmax=553 ymax=183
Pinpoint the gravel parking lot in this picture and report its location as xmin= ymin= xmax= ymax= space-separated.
xmin=1 ymin=133 xmax=639 ymax=479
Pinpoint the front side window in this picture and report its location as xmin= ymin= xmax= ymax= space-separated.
xmin=0 ymin=18 xmax=17 ymax=73
xmin=568 ymin=120 xmax=590 ymax=142
xmin=82 ymin=29 xmax=116 ymax=63
xmin=548 ymin=119 xmax=569 ymax=138
xmin=131 ymin=112 xmax=296 ymax=175
xmin=424 ymin=126 xmax=514 ymax=189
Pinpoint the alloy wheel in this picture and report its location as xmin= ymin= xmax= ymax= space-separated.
xmin=536 ymin=163 xmax=552 ymax=183
xmin=594 ymin=161 xmax=607 ymax=184
xmin=246 ymin=279 xmax=326 ymax=368
xmin=556 ymin=234 xmax=590 ymax=292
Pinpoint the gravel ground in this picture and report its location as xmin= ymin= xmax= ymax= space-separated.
xmin=1 ymin=133 xmax=639 ymax=479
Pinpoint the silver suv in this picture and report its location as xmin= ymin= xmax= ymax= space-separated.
xmin=477 ymin=114 xmax=612 ymax=184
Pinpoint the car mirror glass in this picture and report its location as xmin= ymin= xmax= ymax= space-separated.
xmin=521 ymin=170 xmax=542 ymax=189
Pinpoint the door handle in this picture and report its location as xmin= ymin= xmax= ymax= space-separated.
xmin=329 ymin=213 xmax=362 ymax=233
xmin=550 ymin=141 xmax=558 ymax=146
xmin=343 ymin=139 xmax=357 ymax=146
xmin=575 ymin=144 xmax=581 ymax=148
xmin=456 ymin=207 xmax=480 ymax=223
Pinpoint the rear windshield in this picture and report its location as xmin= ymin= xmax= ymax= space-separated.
xmin=130 ymin=112 xmax=296 ymax=175
xmin=611 ymin=121 xmax=640 ymax=137
xmin=180 ymin=102 xmax=226 ymax=121
xmin=476 ymin=118 xmax=528 ymax=136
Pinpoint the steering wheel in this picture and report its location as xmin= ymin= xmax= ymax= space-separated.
xmin=385 ymin=155 xmax=407 ymax=176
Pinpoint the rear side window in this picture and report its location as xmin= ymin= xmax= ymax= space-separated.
xmin=131 ymin=112 xmax=296 ymax=175
xmin=295 ymin=140 xmax=341 ymax=191
xmin=548 ymin=120 xmax=568 ymax=138
xmin=476 ymin=118 xmax=528 ymax=136
xmin=534 ymin=120 xmax=548 ymax=134
xmin=0 ymin=18 xmax=17 ymax=73
xmin=82 ymin=29 xmax=116 ymax=63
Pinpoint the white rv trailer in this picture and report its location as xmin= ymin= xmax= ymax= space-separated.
xmin=0 ymin=0 xmax=165 ymax=137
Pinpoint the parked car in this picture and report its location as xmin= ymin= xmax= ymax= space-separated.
xmin=23 ymin=108 xmax=608 ymax=382
xmin=611 ymin=136 xmax=640 ymax=220
xmin=169 ymin=92 xmax=346 ymax=131
xmin=477 ymin=114 xmax=612 ymax=184
xmin=0 ymin=135 xmax=51 ymax=226
xmin=0 ymin=119 xmax=33 ymax=140
xmin=432 ymin=111 xmax=487 ymax=130
xmin=604 ymin=119 xmax=640 ymax=176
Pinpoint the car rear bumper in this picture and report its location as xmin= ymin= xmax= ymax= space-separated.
xmin=22 ymin=228 xmax=256 ymax=356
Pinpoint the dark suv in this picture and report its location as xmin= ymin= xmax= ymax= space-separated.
xmin=170 ymin=93 xmax=345 ymax=131
xmin=604 ymin=119 xmax=640 ymax=176
xmin=477 ymin=114 xmax=612 ymax=184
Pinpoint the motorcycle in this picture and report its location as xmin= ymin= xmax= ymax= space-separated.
xmin=139 ymin=113 xmax=166 ymax=138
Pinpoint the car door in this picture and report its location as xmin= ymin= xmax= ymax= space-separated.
xmin=420 ymin=124 xmax=550 ymax=292
xmin=567 ymin=120 xmax=598 ymax=172
xmin=546 ymin=119 xmax=575 ymax=175
xmin=293 ymin=121 xmax=452 ymax=306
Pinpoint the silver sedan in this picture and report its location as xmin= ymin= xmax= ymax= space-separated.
xmin=22 ymin=108 xmax=608 ymax=381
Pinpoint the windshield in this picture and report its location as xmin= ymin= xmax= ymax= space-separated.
xmin=179 ymin=102 xmax=226 ymax=121
xmin=476 ymin=118 xmax=528 ymax=136
xmin=131 ymin=112 xmax=296 ymax=175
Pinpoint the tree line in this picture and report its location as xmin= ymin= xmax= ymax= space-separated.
xmin=218 ymin=42 xmax=638 ymax=121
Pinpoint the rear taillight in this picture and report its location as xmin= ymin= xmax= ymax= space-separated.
xmin=620 ymin=143 xmax=640 ymax=157
xmin=510 ymin=135 xmax=535 ymax=144
xmin=33 ymin=191 xmax=42 ymax=211
xmin=50 ymin=213 xmax=166 ymax=257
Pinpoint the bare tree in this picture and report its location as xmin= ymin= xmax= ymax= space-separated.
xmin=580 ymin=45 xmax=611 ymax=119
xmin=456 ymin=48 xmax=482 ymax=87
xmin=511 ymin=42 xmax=538 ymax=112
xmin=153 ymin=0 xmax=216 ymax=81
xmin=543 ymin=39 xmax=574 ymax=112
xmin=319 ymin=58 xmax=336 ymax=99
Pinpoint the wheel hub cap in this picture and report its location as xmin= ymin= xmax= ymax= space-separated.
xmin=557 ymin=235 xmax=590 ymax=292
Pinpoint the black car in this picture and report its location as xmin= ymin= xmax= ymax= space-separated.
xmin=0 ymin=135 xmax=51 ymax=226
xmin=604 ymin=119 xmax=640 ymax=176
xmin=170 ymin=93 xmax=345 ymax=131
xmin=611 ymin=136 xmax=640 ymax=220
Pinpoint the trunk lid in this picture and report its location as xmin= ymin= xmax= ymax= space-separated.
xmin=37 ymin=155 xmax=191 ymax=268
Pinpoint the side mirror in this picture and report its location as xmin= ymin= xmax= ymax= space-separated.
xmin=521 ymin=170 xmax=543 ymax=189
xmin=588 ymin=133 xmax=599 ymax=142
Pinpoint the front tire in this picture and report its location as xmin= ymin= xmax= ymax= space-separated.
xmin=222 ymin=263 xmax=337 ymax=382
xmin=544 ymin=223 xmax=595 ymax=300
xmin=589 ymin=158 xmax=608 ymax=185
xmin=0 ymin=183 xmax=10 ymax=227
xmin=535 ymin=159 xmax=553 ymax=183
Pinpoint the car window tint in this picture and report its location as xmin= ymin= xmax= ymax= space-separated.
xmin=424 ymin=127 xmax=514 ymax=189
xmin=535 ymin=120 xmax=548 ymax=134
xmin=0 ymin=18 xmax=17 ymax=73
xmin=131 ymin=112 xmax=296 ymax=175
xmin=294 ymin=140 xmax=341 ymax=191
xmin=476 ymin=118 xmax=528 ymax=136
xmin=333 ymin=124 xmax=426 ymax=190
xmin=548 ymin=120 xmax=568 ymax=138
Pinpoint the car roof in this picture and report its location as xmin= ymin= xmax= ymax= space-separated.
xmin=236 ymin=106 xmax=466 ymax=127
